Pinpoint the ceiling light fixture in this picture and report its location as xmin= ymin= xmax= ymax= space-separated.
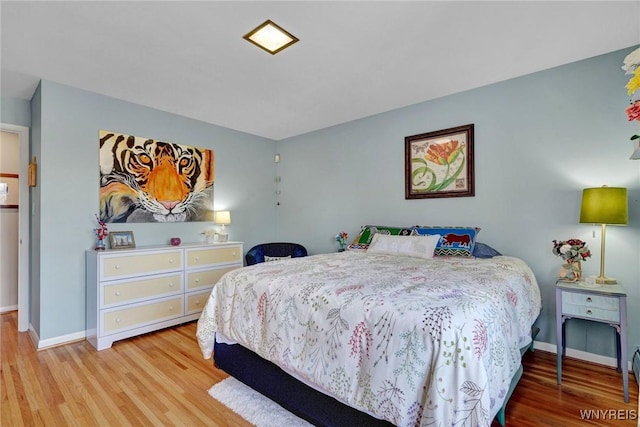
xmin=243 ymin=19 xmax=298 ymax=55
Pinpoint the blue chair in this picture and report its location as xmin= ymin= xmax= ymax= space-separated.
xmin=245 ymin=242 xmax=308 ymax=266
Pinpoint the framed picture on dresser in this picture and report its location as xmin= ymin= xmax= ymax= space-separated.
xmin=109 ymin=231 xmax=136 ymax=250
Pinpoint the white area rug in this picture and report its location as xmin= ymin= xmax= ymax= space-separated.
xmin=208 ymin=377 xmax=313 ymax=427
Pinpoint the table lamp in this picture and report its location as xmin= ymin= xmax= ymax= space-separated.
xmin=214 ymin=210 xmax=231 ymax=242
xmin=579 ymin=186 xmax=628 ymax=284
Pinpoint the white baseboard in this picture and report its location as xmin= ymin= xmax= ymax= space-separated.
xmin=29 ymin=325 xmax=86 ymax=350
xmin=534 ymin=340 xmax=633 ymax=372
xmin=0 ymin=305 xmax=18 ymax=314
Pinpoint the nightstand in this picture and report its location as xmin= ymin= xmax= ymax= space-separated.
xmin=555 ymin=280 xmax=628 ymax=402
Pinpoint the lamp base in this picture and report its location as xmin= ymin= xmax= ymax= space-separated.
xmin=595 ymin=276 xmax=617 ymax=285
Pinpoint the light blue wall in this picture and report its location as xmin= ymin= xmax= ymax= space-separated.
xmin=0 ymin=96 xmax=30 ymax=127
xmin=276 ymin=47 xmax=640 ymax=360
xmin=30 ymin=80 xmax=277 ymax=340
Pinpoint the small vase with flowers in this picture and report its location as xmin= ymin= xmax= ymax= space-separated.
xmin=552 ymin=239 xmax=591 ymax=282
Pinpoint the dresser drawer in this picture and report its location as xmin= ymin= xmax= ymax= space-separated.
xmin=101 ymin=250 xmax=182 ymax=280
xmin=561 ymin=291 xmax=619 ymax=310
xmin=102 ymin=273 xmax=183 ymax=307
xmin=186 ymin=246 xmax=242 ymax=268
xmin=186 ymin=290 xmax=211 ymax=315
xmin=101 ymin=296 xmax=184 ymax=335
xmin=186 ymin=266 xmax=239 ymax=290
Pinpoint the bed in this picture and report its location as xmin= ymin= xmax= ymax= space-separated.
xmin=196 ymin=234 xmax=541 ymax=427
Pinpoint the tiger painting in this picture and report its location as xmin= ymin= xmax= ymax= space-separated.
xmin=99 ymin=130 xmax=214 ymax=223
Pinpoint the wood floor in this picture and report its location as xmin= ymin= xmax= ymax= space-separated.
xmin=1 ymin=310 xmax=638 ymax=426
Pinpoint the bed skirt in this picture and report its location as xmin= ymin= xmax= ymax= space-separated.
xmin=212 ymin=326 xmax=539 ymax=427
xmin=213 ymin=340 xmax=393 ymax=427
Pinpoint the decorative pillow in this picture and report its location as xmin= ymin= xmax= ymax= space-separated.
xmin=348 ymin=225 xmax=414 ymax=251
xmin=411 ymin=226 xmax=480 ymax=257
xmin=367 ymin=234 xmax=440 ymax=260
xmin=264 ymin=255 xmax=292 ymax=262
xmin=472 ymin=242 xmax=502 ymax=259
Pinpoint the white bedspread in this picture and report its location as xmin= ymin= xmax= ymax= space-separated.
xmin=197 ymin=251 xmax=541 ymax=427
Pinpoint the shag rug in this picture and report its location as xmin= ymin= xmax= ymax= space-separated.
xmin=208 ymin=377 xmax=313 ymax=427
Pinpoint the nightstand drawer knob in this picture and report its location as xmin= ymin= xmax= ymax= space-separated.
xmin=115 ymin=264 xmax=120 ymax=270
xmin=115 ymin=291 xmax=121 ymax=297
xmin=115 ymin=318 xmax=121 ymax=323
xmin=195 ymin=299 xmax=201 ymax=306
xmin=168 ymin=282 xmax=174 ymax=287
xmin=195 ymin=256 xmax=200 ymax=261
xmin=586 ymin=309 xmax=593 ymax=315
xmin=195 ymin=278 xmax=200 ymax=283
xmin=169 ymin=306 xmax=174 ymax=311
xmin=586 ymin=297 xmax=592 ymax=302
xmin=168 ymin=259 xmax=174 ymax=264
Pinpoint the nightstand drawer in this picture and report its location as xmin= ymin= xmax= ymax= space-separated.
xmin=561 ymin=302 xmax=620 ymax=322
xmin=561 ymin=290 xmax=619 ymax=310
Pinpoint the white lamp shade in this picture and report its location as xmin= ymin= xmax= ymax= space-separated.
xmin=214 ymin=210 xmax=231 ymax=225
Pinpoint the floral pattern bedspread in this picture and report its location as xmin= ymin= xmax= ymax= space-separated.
xmin=196 ymin=251 xmax=541 ymax=427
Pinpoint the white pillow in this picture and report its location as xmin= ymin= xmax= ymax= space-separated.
xmin=367 ymin=234 xmax=440 ymax=259
xmin=264 ymin=255 xmax=291 ymax=262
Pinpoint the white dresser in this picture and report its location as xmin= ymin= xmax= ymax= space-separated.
xmin=86 ymin=241 xmax=243 ymax=350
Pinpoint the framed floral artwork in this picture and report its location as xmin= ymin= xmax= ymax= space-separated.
xmin=405 ymin=124 xmax=474 ymax=199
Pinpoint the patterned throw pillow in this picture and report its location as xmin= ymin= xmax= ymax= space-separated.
xmin=264 ymin=255 xmax=292 ymax=262
xmin=347 ymin=225 xmax=414 ymax=251
xmin=411 ymin=226 xmax=481 ymax=257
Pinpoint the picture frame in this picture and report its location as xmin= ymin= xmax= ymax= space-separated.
xmin=405 ymin=124 xmax=474 ymax=199
xmin=109 ymin=231 xmax=136 ymax=250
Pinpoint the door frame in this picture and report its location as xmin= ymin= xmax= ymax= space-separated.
xmin=1 ymin=123 xmax=30 ymax=332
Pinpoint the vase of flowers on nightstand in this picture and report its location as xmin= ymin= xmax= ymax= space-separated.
xmin=552 ymin=239 xmax=591 ymax=282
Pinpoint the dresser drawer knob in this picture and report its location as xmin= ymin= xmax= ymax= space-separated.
xmin=586 ymin=309 xmax=593 ymax=315
xmin=195 ymin=278 xmax=200 ymax=283
xmin=586 ymin=297 xmax=592 ymax=303
xmin=169 ymin=306 xmax=174 ymax=311
xmin=115 ymin=264 xmax=121 ymax=270
xmin=115 ymin=291 xmax=121 ymax=297
xmin=168 ymin=259 xmax=174 ymax=264
xmin=115 ymin=318 xmax=121 ymax=323
xmin=168 ymin=282 xmax=174 ymax=288
xmin=195 ymin=299 xmax=201 ymax=306
xmin=195 ymin=256 xmax=200 ymax=261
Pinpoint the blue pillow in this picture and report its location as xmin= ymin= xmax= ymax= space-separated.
xmin=411 ymin=226 xmax=480 ymax=257
xmin=472 ymin=242 xmax=502 ymax=258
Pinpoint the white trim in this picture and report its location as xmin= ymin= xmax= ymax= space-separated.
xmin=33 ymin=328 xmax=86 ymax=350
xmin=534 ymin=340 xmax=632 ymax=372
xmin=0 ymin=123 xmax=29 ymax=332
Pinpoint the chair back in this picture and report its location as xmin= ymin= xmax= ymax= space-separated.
xmin=245 ymin=242 xmax=308 ymax=265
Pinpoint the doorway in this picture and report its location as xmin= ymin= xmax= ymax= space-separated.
xmin=0 ymin=124 xmax=30 ymax=332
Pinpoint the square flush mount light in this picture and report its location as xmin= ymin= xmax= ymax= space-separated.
xmin=243 ymin=19 xmax=299 ymax=55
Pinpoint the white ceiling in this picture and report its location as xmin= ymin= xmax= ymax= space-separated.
xmin=1 ymin=1 xmax=639 ymax=140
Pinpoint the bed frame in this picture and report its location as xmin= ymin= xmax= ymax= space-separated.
xmin=213 ymin=327 xmax=539 ymax=427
